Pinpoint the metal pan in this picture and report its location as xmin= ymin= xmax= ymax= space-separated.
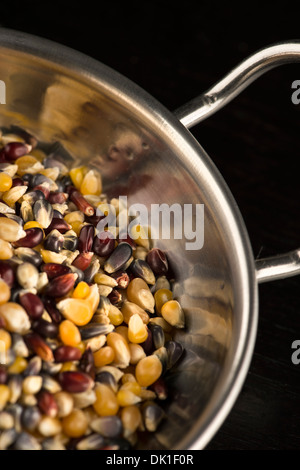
xmin=0 ymin=28 xmax=299 ymax=449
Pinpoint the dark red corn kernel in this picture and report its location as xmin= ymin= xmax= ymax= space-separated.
xmin=41 ymin=263 xmax=71 ymax=280
xmin=48 ymin=191 xmax=68 ymax=204
xmin=72 ymin=252 xmax=93 ymax=271
xmin=0 ymin=365 xmax=8 ymax=384
xmin=79 ymin=347 xmax=95 ymax=380
xmin=140 ymin=327 xmax=154 ymax=355
xmin=0 ymin=150 xmax=8 ymax=163
xmin=0 ymin=260 xmax=15 ymax=288
xmin=44 ymin=217 xmax=71 ymax=235
xmin=32 ymin=184 xmax=50 ymax=199
xmin=92 ymin=232 xmax=115 ymax=257
xmin=2 ymin=142 xmax=32 ymax=161
xmin=110 ymin=271 xmax=130 ymax=289
xmin=43 ymin=297 xmax=62 ymax=323
xmin=19 ymin=292 xmax=44 ymax=319
xmin=146 ymin=248 xmax=169 ymax=276
xmin=150 ymin=377 xmax=168 ymax=400
xmin=58 ymin=371 xmax=94 ymax=393
xmin=32 ymin=318 xmax=59 ymax=339
xmin=78 ymin=224 xmax=94 ymax=253
xmin=24 ymin=333 xmax=54 ymax=362
xmin=54 ymin=345 xmax=82 ymax=363
xmin=52 ymin=209 xmax=64 ymax=219
xmin=85 ymin=214 xmax=105 ymax=227
xmin=37 ymin=390 xmax=58 ymax=418
xmin=12 ymin=177 xmax=27 ymax=187
xmin=44 ymin=273 xmax=77 ymax=297
xmin=69 ymin=187 xmax=94 ymax=216
xmin=13 ymin=227 xmax=44 ymax=248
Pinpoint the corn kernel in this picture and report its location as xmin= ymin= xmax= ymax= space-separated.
xmin=30 ymin=148 xmax=47 ymax=162
xmin=15 ymin=155 xmax=39 ymax=176
xmin=64 ymin=211 xmax=85 ymax=225
xmin=0 ymin=173 xmax=12 ymax=192
xmin=23 ymin=221 xmax=45 ymax=232
xmin=115 ymin=325 xmax=129 ymax=341
xmin=59 ymin=320 xmax=81 ymax=346
xmin=106 ymin=332 xmax=131 ymax=369
xmin=0 ymin=239 xmax=14 ymax=260
xmin=161 ymin=300 xmax=185 ymax=328
xmin=128 ymin=314 xmax=148 ymax=344
xmin=56 ymin=298 xmax=94 ymax=326
xmin=72 ymin=281 xmax=90 ymax=299
xmin=0 ymin=329 xmax=11 ymax=351
xmin=154 ymin=288 xmax=173 ymax=314
xmin=70 ymin=220 xmax=84 ymax=236
xmin=8 ymin=356 xmax=28 ymax=374
xmin=0 ymin=384 xmax=11 ymax=411
xmin=84 ymin=284 xmax=100 ymax=315
xmin=120 ymin=381 xmax=142 ymax=396
xmin=116 ymin=389 xmax=141 ymax=407
xmin=80 ymin=169 xmax=102 ymax=196
xmin=135 ymin=355 xmax=162 ymax=387
xmin=128 ymin=343 xmax=146 ymax=365
xmin=93 ymin=383 xmax=119 ymax=416
xmin=69 ymin=166 xmax=87 ymax=189
xmin=0 ymin=279 xmax=11 ymax=305
xmin=93 ymin=346 xmax=115 ymax=368
xmin=108 ymin=305 xmax=124 ymax=326
xmin=121 ymin=405 xmax=142 ymax=433
xmin=60 ymin=361 xmax=77 ymax=372
xmin=62 ymin=408 xmax=89 ymax=438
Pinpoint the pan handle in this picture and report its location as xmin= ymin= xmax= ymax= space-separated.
xmin=174 ymin=41 xmax=300 ymax=283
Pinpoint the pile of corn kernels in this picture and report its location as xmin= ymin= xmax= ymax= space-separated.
xmin=0 ymin=129 xmax=185 ymax=450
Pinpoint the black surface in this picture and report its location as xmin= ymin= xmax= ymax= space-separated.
xmin=1 ymin=0 xmax=299 ymax=450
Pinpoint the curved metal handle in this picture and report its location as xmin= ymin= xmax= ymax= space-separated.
xmin=175 ymin=41 xmax=300 ymax=283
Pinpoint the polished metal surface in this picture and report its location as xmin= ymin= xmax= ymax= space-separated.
xmin=2 ymin=29 xmax=297 ymax=450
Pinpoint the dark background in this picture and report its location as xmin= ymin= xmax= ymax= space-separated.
xmin=1 ymin=0 xmax=299 ymax=450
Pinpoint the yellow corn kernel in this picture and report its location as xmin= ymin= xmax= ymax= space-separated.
xmin=0 ymin=239 xmax=14 ymax=260
xmin=115 ymin=325 xmax=129 ymax=342
xmin=106 ymin=332 xmax=131 ymax=369
xmin=108 ymin=305 xmax=124 ymax=326
xmin=62 ymin=408 xmax=89 ymax=438
xmin=121 ymin=373 xmax=137 ymax=384
xmin=135 ymin=355 xmax=162 ymax=387
xmin=56 ymin=298 xmax=93 ymax=326
xmin=121 ymin=405 xmax=142 ymax=433
xmin=154 ymin=288 xmax=173 ymax=315
xmin=0 ymin=328 xmax=11 ymax=352
xmin=0 ymin=385 xmax=11 ymax=411
xmin=93 ymin=383 xmax=119 ymax=416
xmin=161 ymin=300 xmax=185 ymax=328
xmin=8 ymin=356 xmax=28 ymax=374
xmin=72 ymin=281 xmax=90 ymax=299
xmin=120 ymin=381 xmax=142 ymax=396
xmin=60 ymin=361 xmax=77 ymax=372
xmin=15 ymin=155 xmax=39 ymax=176
xmin=59 ymin=320 xmax=81 ymax=346
xmin=0 ymin=173 xmax=12 ymax=192
xmin=128 ymin=314 xmax=148 ymax=344
xmin=64 ymin=211 xmax=85 ymax=225
xmin=84 ymin=284 xmax=100 ymax=315
xmin=69 ymin=166 xmax=87 ymax=189
xmin=76 ymin=341 xmax=86 ymax=354
xmin=116 ymin=389 xmax=141 ymax=407
xmin=121 ymin=301 xmax=150 ymax=325
xmin=40 ymin=249 xmax=67 ymax=264
xmin=93 ymin=346 xmax=115 ymax=368
xmin=71 ymin=221 xmax=84 ymax=236
xmin=0 ymin=279 xmax=11 ymax=305
xmin=23 ymin=221 xmax=45 ymax=232
xmin=80 ymin=169 xmax=102 ymax=196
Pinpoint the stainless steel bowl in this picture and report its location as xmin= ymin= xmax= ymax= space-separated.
xmin=0 ymin=28 xmax=299 ymax=450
